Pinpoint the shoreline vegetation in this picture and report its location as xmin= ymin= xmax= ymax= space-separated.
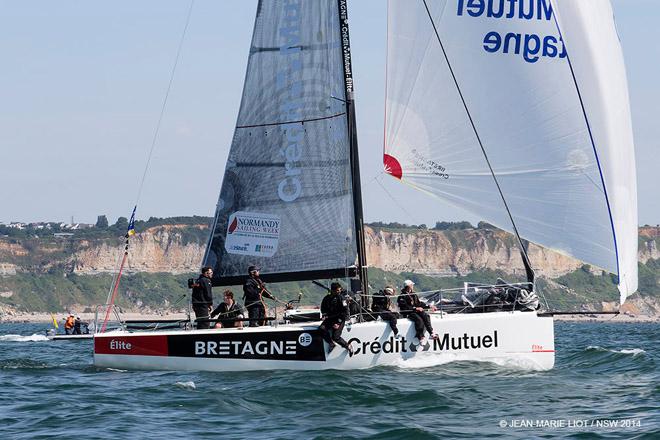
xmin=1 ymin=216 xmax=658 ymax=319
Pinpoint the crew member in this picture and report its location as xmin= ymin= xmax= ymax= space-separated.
xmin=211 ymin=290 xmax=245 ymax=328
xmin=73 ymin=316 xmax=82 ymax=335
xmin=320 ymin=282 xmax=353 ymax=355
xmin=397 ymin=279 xmax=438 ymax=345
xmin=192 ymin=266 xmax=214 ymax=329
xmin=372 ymin=286 xmax=400 ymax=338
xmin=64 ymin=313 xmax=75 ymax=335
xmin=243 ymin=266 xmax=276 ymax=327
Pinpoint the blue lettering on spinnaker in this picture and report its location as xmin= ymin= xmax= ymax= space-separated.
xmin=457 ymin=0 xmax=565 ymax=64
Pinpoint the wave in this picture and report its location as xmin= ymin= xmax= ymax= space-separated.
xmin=0 ymin=333 xmax=49 ymax=342
xmin=586 ymin=346 xmax=646 ymax=356
xmin=392 ymin=351 xmax=547 ymax=372
xmin=175 ymin=381 xmax=196 ymax=390
xmin=1 ymin=358 xmax=50 ymax=370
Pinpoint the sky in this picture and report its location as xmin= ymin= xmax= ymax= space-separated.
xmin=0 ymin=0 xmax=658 ymax=227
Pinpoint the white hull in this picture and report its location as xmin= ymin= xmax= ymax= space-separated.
xmin=94 ymin=311 xmax=554 ymax=371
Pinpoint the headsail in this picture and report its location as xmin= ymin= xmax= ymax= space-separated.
xmin=384 ymin=0 xmax=637 ymax=302
xmin=205 ymin=0 xmax=358 ymax=285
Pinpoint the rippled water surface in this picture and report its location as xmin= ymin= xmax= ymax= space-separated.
xmin=0 ymin=321 xmax=657 ymax=439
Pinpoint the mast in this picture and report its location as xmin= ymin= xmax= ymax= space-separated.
xmin=338 ymin=0 xmax=368 ymax=295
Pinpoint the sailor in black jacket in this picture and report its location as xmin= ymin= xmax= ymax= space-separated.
xmin=243 ymin=266 xmax=276 ymax=327
xmin=211 ymin=290 xmax=245 ymax=328
xmin=320 ymin=282 xmax=353 ymax=354
xmin=397 ymin=279 xmax=438 ymax=344
xmin=192 ymin=266 xmax=214 ymax=329
xmin=372 ymin=286 xmax=400 ymax=337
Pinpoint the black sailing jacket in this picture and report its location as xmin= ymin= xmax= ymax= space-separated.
xmin=192 ymin=276 xmax=213 ymax=308
xmin=321 ymin=293 xmax=349 ymax=323
xmin=211 ymin=301 xmax=245 ymax=327
xmin=371 ymin=291 xmax=394 ymax=312
xmin=397 ymin=290 xmax=428 ymax=317
xmin=243 ymin=277 xmax=274 ymax=307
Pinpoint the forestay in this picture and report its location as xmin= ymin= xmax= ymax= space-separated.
xmin=384 ymin=0 xmax=637 ymax=302
xmin=205 ymin=0 xmax=357 ymax=285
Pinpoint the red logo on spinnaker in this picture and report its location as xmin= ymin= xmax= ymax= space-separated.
xmin=228 ymin=217 xmax=238 ymax=234
xmin=383 ymin=154 xmax=403 ymax=180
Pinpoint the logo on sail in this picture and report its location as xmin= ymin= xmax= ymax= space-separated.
xmin=410 ymin=149 xmax=449 ymax=179
xmin=228 ymin=217 xmax=238 ymax=234
xmin=383 ymin=154 xmax=403 ymax=180
xmin=456 ymin=0 xmax=566 ymax=64
xmin=225 ymin=211 xmax=280 ymax=257
xmin=277 ymin=0 xmax=304 ymax=203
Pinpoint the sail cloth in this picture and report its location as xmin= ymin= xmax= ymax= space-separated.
xmin=384 ymin=0 xmax=637 ymax=302
xmin=205 ymin=0 xmax=357 ymax=285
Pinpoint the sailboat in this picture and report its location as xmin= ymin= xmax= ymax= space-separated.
xmin=93 ymin=0 xmax=637 ymax=372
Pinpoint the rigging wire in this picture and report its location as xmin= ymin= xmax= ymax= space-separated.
xmin=101 ymin=0 xmax=195 ymax=331
xmin=421 ymin=0 xmax=536 ymax=286
xmin=134 ymin=0 xmax=195 ymax=208
xmin=372 ymin=173 xmax=416 ymax=219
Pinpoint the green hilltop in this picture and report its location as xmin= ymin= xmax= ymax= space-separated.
xmin=0 ymin=217 xmax=658 ymax=314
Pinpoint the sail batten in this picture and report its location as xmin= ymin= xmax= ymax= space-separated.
xmin=385 ymin=0 xmax=637 ymax=301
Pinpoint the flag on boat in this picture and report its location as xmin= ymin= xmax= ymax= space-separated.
xmin=50 ymin=313 xmax=58 ymax=329
xmin=127 ymin=206 xmax=137 ymax=236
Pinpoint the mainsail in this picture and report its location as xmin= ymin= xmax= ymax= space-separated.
xmin=205 ymin=0 xmax=360 ymax=285
xmin=384 ymin=0 xmax=637 ymax=302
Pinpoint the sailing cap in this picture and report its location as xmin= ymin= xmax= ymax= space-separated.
xmin=404 ymin=279 xmax=415 ymax=287
xmin=248 ymin=265 xmax=260 ymax=273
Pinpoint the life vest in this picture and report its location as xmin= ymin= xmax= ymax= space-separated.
xmin=65 ymin=316 xmax=75 ymax=329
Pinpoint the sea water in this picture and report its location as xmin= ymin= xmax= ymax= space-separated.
xmin=0 ymin=321 xmax=657 ymax=439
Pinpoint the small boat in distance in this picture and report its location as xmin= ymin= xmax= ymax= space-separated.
xmin=94 ymin=0 xmax=637 ymax=372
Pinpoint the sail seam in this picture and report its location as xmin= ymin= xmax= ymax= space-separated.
xmin=233 ymin=159 xmax=349 ymax=168
xmin=420 ymin=0 xmax=535 ymax=283
xmin=549 ymin=2 xmax=621 ymax=282
xmin=236 ymin=112 xmax=346 ymax=129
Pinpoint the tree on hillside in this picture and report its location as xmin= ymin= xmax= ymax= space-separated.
xmin=433 ymin=221 xmax=474 ymax=230
xmin=477 ymin=221 xmax=498 ymax=230
xmin=113 ymin=216 xmax=128 ymax=231
xmin=95 ymin=215 xmax=109 ymax=229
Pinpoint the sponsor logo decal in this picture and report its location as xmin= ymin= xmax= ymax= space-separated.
xmin=94 ymin=335 xmax=169 ymax=356
xmin=532 ymin=344 xmax=554 ymax=353
xmin=225 ymin=211 xmax=280 ymax=257
xmin=298 ymin=332 xmax=313 ymax=347
xmin=194 ymin=340 xmax=297 ymax=356
xmin=410 ymin=149 xmax=449 ymax=179
xmin=456 ymin=0 xmax=566 ymax=64
xmin=347 ymin=330 xmax=499 ymax=356
xmin=168 ymin=330 xmax=326 ymax=362
xmin=277 ymin=0 xmax=304 ymax=203
xmin=110 ymin=339 xmax=132 ymax=350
